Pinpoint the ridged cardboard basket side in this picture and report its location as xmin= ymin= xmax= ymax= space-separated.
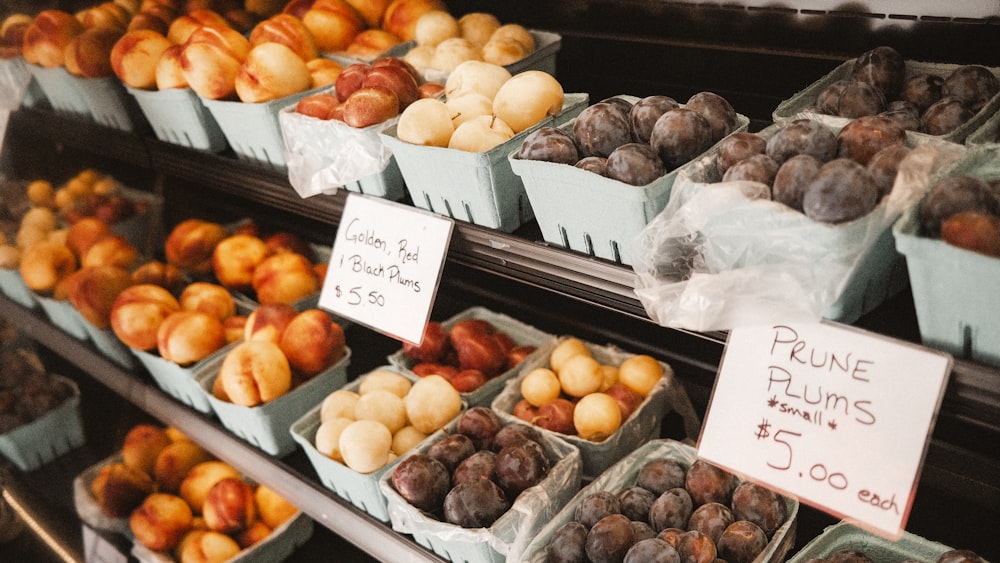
xmin=73 ymin=75 xmax=138 ymax=131
xmin=0 ymin=268 xmax=38 ymax=309
xmin=127 ymin=85 xmax=228 ymax=152
xmin=0 ymin=376 xmax=85 ymax=471
xmin=27 ymin=64 xmax=91 ymax=118
xmin=786 ymin=521 xmax=954 ymax=562
xmin=35 ymin=294 xmax=90 ymax=340
xmin=131 ymin=344 xmax=232 ymax=414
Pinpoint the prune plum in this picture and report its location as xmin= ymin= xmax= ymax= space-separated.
xmin=575 ymin=490 xmax=622 ymax=528
xmin=802 ymin=158 xmax=879 ymax=223
xmin=684 ymin=460 xmax=737 ymax=506
xmin=631 ymin=520 xmax=657 ymax=541
xmin=636 ymin=458 xmax=688 ymax=495
xmin=835 ymin=80 xmax=886 ymax=118
xmin=451 ymin=449 xmax=497 ymax=486
xmin=456 ymin=406 xmax=502 ymax=451
xmin=942 ymin=65 xmax=1000 ymax=112
xmin=650 ymin=108 xmax=714 ymax=170
xmin=937 ymin=549 xmax=988 ymax=563
xmin=716 ymin=132 xmax=767 ymax=177
xmin=918 ymin=174 xmax=1000 ymax=237
xmin=618 ymin=486 xmax=658 ymax=522
xmin=722 ymin=153 xmax=779 ymax=186
xmin=390 ymin=453 xmax=451 ymax=512
xmin=442 ymin=477 xmax=509 ymax=528
xmin=900 ymin=73 xmax=945 ymax=113
xmin=656 ymin=527 xmax=686 ymax=549
xmin=836 ymin=115 xmax=907 ymax=165
xmin=427 ymin=433 xmax=477 ymax=473
xmin=866 ymin=143 xmax=911 ymax=199
xmin=576 ymin=156 xmax=608 ymax=175
xmin=574 ymin=101 xmax=633 ymax=158
xmin=730 ymin=481 xmax=787 ymax=537
xmin=941 ymin=212 xmax=1000 ymax=257
xmin=851 ymin=45 xmax=905 ymax=100
xmin=685 ymin=91 xmax=739 ymax=142
xmin=676 ymin=529 xmax=717 ymax=563
xmin=765 ymin=119 xmax=837 ymax=165
xmin=492 ymin=423 xmax=543 ymax=451
xmin=602 ymin=95 xmax=636 ymax=115
xmin=625 ymin=537 xmax=682 ymax=563
xmin=879 ymin=100 xmax=922 ymax=132
xmin=826 ymin=548 xmax=873 ymax=563
xmin=773 ymin=154 xmax=822 ymax=212
xmin=815 ymin=80 xmax=851 ymax=115
xmin=716 ymin=520 xmax=768 ymax=563
xmin=548 ymin=520 xmax=589 ymax=563
xmin=518 ymin=126 xmax=580 ymax=165
xmin=649 ymin=487 xmax=693 ymax=532
xmin=606 ymin=143 xmax=668 ymax=186
xmin=630 ymin=95 xmax=680 ymax=144
xmin=686 ymin=502 xmax=734 ymax=544
xmin=495 ymin=441 xmax=549 ymax=498
xmin=921 ymin=96 xmax=975 ymax=136
xmin=586 ymin=513 xmax=638 ymax=563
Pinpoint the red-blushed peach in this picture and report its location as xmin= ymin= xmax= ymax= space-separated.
xmin=65 ymin=216 xmax=112 ymax=260
xmin=90 ymin=461 xmax=154 ymax=518
xmin=243 ymin=302 xmax=298 ymax=343
xmin=235 ymin=42 xmax=313 ymax=103
xmin=19 ymin=240 xmax=77 ymax=295
xmin=179 ymin=282 xmax=236 ymax=321
xmin=251 ymin=251 xmax=320 ymax=305
xmin=202 ymin=477 xmax=256 ymax=533
xmin=121 ymin=423 xmax=172 ymax=476
xmin=381 ymin=0 xmax=447 ymax=42
xmin=157 ymin=310 xmax=227 ymax=365
xmin=301 ymin=0 xmax=365 ymax=52
xmin=176 ymin=529 xmax=242 ymax=563
xmin=217 ymin=340 xmax=292 ymax=406
xmin=306 ymin=56 xmax=343 ymax=88
xmin=279 ymin=309 xmax=346 ymax=376
xmin=164 ymin=218 xmax=229 ymax=276
xmin=223 ymin=315 xmax=247 ymax=343
xmin=155 ymin=43 xmax=188 ymax=89
xmin=179 ymin=460 xmax=242 ymax=515
xmin=21 ymin=9 xmax=84 ymax=68
xmin=254 ymin=484 xmax=298 ymax=529
xmin=248 ymin=13 xmax=318 ymax=61
xmin=344 ymin=0 xmax=390 ymax=28
xmin=131 ymin=260 xmax=185 ymax=292
xmin=64 ymin=265 xmax=134 ymax=329
xmin=80 ymin=233 xmax=139 ymax=270
xmin=63 ymin=26 xmax=122 ymax=79
xmin=111 ymin=29 xmax=172 ymax=89
xmin=211 ymin=233 xmax=269 ymax=292
xmin=110 ymin=283 xmax=181 ymax=351
xmin=345 ymin=28 xmax=402 ymax=60
xmin=235 ymin=520 xmax=272 ymax=549
xmin=129 ymin=493 xmax=194 ymax=551
xmin=153 ymin=440 xmax=213 ymax=493
xmin=180 ymin=26 xmax=251 ymax=100
xmin=166 ymin=9 xmax=231 ymax=45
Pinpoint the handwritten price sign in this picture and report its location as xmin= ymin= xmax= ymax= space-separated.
xmin=319 ymin=194 xmax=453 ymax=344
xmin=698 ymin=322 xmax=951 ymax=540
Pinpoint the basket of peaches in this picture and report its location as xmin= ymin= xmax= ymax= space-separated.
xmin=74 ymin=423 xmax=313 ymax=563
xmin=387 ymin=306 xmax=555 ymax=407
xmin=492 ymin=336 xmax=695 ymax=480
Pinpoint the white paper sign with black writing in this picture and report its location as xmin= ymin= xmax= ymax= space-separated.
xmin=697 ymin=321 xmax=952 ymax=540
xmin=320 ymin=193 xmax=453 ymax=344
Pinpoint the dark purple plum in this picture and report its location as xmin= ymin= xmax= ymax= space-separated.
xmin=685 ymin=91 xmax=739 ymax=142
xmin=765 ymin=119 xmax=838 ymax=165
xmin=625 ymin=537 xmax=681 ymax=563
xmin=722 ymin=153 xmax=779 ymax=186
xmin=547 ymin=520 xmax=589 ymax=563
xmin=815 ymin=79 xmax=851 ymax=115
xmin=656 ymin=527 xmax=686 ymax=549
xmin=900 ymin=72 xmax=945 ymax=112
xmin=602 ymin=95 xmax=636 ymax=115
xmin=802 ymin=158 xmax=880 ymax=223
xmin=630 ymin=95 xmax=680 ymax=143
xmin=684 ymin=459 xmax=737 ymax=506
xmin=574 ymin=101 xmax=633 ymax=158
xmin=631 ymin=520 xmax=657 ymax=542
xmin=921 ymin=96 xmax=975 ymax=136
xmin=686 ymin=502 xmax=734 ymax=544
xmin=442 ymin=477 xmax=509 ymax=528
xmin=427 ymin=433 xmax=477 ymax=473
xmin=491 ymin=422 xmax=542 ymax=451
xmin=575 ymin=156 xmax=608 ymax=175
xmin=650 ymin=108 xmax=714 ymax=170
xmin=850 ymin=45 xmax=905 ymax=101
xmin=451 ymin=449 xmax=497 ymax=487
xmin=676 ymin=529 xmax=717 ymax=563
xmin=495 ymin=441 xmax=549 ymax=498
xmin=942 ymin=64 xmax=1000 ymax=112
xmin=636 ymin=458 xmax=688 ymax=495
xmin=835 ymin=79 xmax=886 ymax=118
xmin=586 ymin=513 xmax=638 ymax=563
xmin=390 ymin=453 xmax=451 ymax=513
xmin=879 ymin=100 xmax=922 ymax=132
xmin=618 ymin=486 xmax=658 ymax=522
xmin=937 ymin=549 xmax=988 ymax=563
xmin=606 ymin=143 xmax=668 ymax=186
xmin=518 ymin=126 xmax=580 ymax=164
xmin=836 ymin=115 xmax=906 ymax=165
xmin=730 ymin=481 xmax=788 ymax=537
xmin=716 ymin=132 xmax=767 ymax=177
xmin=649 ymin=487 xmax=693 ymax=532
xmin=716 ymin=520 xmax=768 ymax=563
xmin=826 ymin=548 xmax=874 ymax=563
xmin=866 ymin=143 xmax=911 ymax=200
xmin=773 ymin=154 xmax=823 ymax=212
xmin=455 ymin=406 xmax=502 ymax=451
xmin=575 ymin=490 xmax=622 ymax=529
xmin=918 ymin=174 xmax=1000 ymax=237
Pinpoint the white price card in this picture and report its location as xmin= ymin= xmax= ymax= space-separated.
xmin=319 ymin=193 xmax=454 ymax=344
xmin=698 ymin=321 xmax=952 ymax=540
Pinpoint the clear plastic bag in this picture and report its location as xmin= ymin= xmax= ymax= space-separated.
xmin=631 ymin=134 xmax=964 ymax=333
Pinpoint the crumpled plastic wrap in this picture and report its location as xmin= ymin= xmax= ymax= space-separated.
xmin=631 ymin=129 xmax=965 ymax=333
xmin=72 ymin=454 xmax=133 ymax=536
xmin=278 ymin=101 xmax=394 ymax=198
xmin=0 ymin=57 xmax=31 ymax=111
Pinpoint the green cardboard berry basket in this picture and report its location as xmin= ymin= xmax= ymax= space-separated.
xmin=509 ymin=100 xmax=749 ymax=265
xmin=378 ymin=417 xmax=582 ymax=563
xmin=71 ymin=308 xmax=137 ymax=370
xmin=289 ymin=364 xmax=461 ymax=523
xmin=35 ymin=293 xmax=90 ymax=340
xmin=27 ymin=64 xmax=91 ymax=118
xmin=378 ymin=92 xmax=589 ymax=232
xmin=491 ymin=336 xmax=692 ymax=480
xmin=126 ymin=85 xmax=228 ymax=152
xmin=386 ymin=305 xmax=556 ymax=408
xmin=786 ymin=521 xmax=958 ymax=563
xmin=893 ymin=144 xmax=1000 ymax=367
xmin=521 ymin=439 xmax=799 ymax=563
xmin=965 ymin=108 xmax=1000 ymax=146
xmin=0 ymin=375 xmax=85 ymax=471
xmin=131 ymin=342 xmax=234 ymax=414
xmin=73 ymin=75 xmax=139 ymax=132
xmin=197 ymin=346 xmax=351 ymax=456
xmin=772 ymin=59 xmax=1000 ymax=146
xmin=0 ymin=267 xmax=38 ymax=309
